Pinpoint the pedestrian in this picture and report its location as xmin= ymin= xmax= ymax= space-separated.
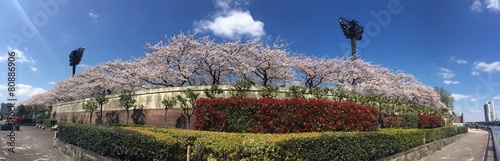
xmin=475 ymin=124 xmax=478 ymax=130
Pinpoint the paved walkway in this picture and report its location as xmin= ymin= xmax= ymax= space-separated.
xmin=0 ymin=121 xmax=74 ymax=161
xmin=420 ymin=129 xmax=494 ymax=161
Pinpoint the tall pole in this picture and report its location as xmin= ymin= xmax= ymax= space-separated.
xmin=339 ymin=17 xmax=363 ymax=61
xmin=351 ymin=38 xmax=356 ymax=61
xmin=72 ymin=65 xmax=76 ymax=77
xmin=69 ymin=47 xmax=85 ymax=77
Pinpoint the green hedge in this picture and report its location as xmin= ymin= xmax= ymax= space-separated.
xmin=43 ymin=119 xmax=57 ymax=127
xmin=59 ymin=124 xmax=183 ymax=161
xmin=60 ymin=124 xmax=468 ymax=161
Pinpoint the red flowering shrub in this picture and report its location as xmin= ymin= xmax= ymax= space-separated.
xmin=194 ymin=98 xmax=378 ymax=133
xmin=383 ymin=116 xmax=405 ymax=128
xmin=418 ymin=114 xmax=443 ymax=128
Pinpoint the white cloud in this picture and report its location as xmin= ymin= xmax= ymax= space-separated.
xmin=195 ymin=0 xmax=265 ymax=39
xmin=486 ymin=0 xmax=500 ymax=12
xmin=452 ymin=93 xmax=470 ymax=101
xmin=470 ymin=98 xmax=478 ymax=102
xmin=88 ymin=10 xmax=101 ymax=24
xmin=494 ymin=95 xmax=500 ymax=100
xmin=438 ymin=68 xmax=456 ymax=79
xmin=2 ymin=46 xmax=36 ymax=63
xmin=89 ymin=10 xmax=99 ymax=19
xmin=30 ymin=66 xmax=38 ymax=71
xmin=471 ymin=71 xmax=480 ymax=76
xmin=48 ymin=81 xmax=56 ymax=85
xmin=472 ymin=0 xmax=483 ymax=12
xmin=444 ymin=80 xmax=459 ymax=85
xmin=15 ymin=84 xmax=47 ymax=97
xmin=450 ymin=56 xmax=467 ymax=64
xmin=473 ymin=61 xmax=500 ymax=73
xmin=471 ymin=0 xmax=500 ymax=13
xmin=196 ymin=11 xmax=265 ymax=39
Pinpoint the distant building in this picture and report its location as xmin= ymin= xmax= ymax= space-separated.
xmin=484 ymin=101 xmax=496 ymax=122
xmin=0 ymin=103 xmax=11 ymax=120
xmin=454 ymin=112 xmax=464 ymax=123
xmin=0 ymin=103 xmax=10 ymax=115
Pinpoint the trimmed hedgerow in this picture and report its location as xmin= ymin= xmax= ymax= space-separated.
xmin=194 ymin=98 xmax=378 ymax=133
xmin=418 ymin=114 xmax=443 ymax=128
xmin=58 ymin=124 xmax=183 ymax=161
xmin=59 ymin=124 xmax=468 ymax=161
xmin=403 ymin=113 xmax=419 ymax=128
xmin=118 ymin=126 xmax=467 ymax=161
xmin=43 ymin=119 xmax=57 ymax=127
xmin=384 ymin=116 xmax=405 ymax=128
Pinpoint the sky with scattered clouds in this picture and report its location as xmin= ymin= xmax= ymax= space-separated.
xmin=0 ymin=0 xmax=499 ymax=122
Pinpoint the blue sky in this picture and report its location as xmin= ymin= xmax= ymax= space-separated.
xmin=0 ymin=0 xmax=499 ymax=122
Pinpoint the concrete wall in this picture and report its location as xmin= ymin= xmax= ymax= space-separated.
xmin=51 ymin=85 xmax=301 ymax=127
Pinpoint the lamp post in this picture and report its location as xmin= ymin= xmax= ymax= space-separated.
xmin=338 ymin=17 xmax=364 ymax=61
xmin=69 ymin=47 xmax=85 ymax=77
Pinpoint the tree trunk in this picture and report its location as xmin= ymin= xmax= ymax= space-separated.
xmin=99 ymin=105 xmax=103 ymax=124
xmin=89 ymin=111 xmax=93 ymax=124
xmin=164 ymin=109 xmax=168 ymax=127
xmin=126 ymin=110 xmax=129 ymax=125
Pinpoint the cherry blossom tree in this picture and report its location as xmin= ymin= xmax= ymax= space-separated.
xmin=20 ymin=32 xmax=450 ymax=113
xmin=142 ymin=33 xmax=200 ymax=87
xmin=192 ymin=38 xmax=236 ymax=85
xmin=293 ymin=55 xmax=342 ymax=88
xmin=233 ymin=39 xmax=295 ymax=86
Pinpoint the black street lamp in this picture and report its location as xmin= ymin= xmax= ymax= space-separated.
xmin=339 ymin=17 xmax=364 ymax=61
xmin=69 ymin=47 xmax=85 ymax=77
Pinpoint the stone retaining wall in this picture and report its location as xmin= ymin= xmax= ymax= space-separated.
xmin=51 ymin=85 xmax=303 ymax=127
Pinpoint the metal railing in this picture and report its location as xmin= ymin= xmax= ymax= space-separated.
xmin=489 ymin=127 xmax=500 ymax=161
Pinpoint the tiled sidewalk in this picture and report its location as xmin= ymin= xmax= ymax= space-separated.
xmin=0 ymin=121 xmax=74 ymax=161
xmin=419 ymin=129 xmax=494 ymax=161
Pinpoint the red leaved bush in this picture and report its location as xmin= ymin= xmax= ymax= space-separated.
xmin=194 ymin=98 xmax=378 ymax=133
xmin=418 ymin=114 xmax=443 ymax=128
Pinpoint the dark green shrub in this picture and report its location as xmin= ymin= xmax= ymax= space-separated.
xmin=71 ymin=114 xmax=77 ymax=123
xmin=230 ymin=80 xmax=252 ymax=97
xmin=384 ymin=116 xmax=405 ymax=128
xmin=58 ymin=125 xmax=468 ymax=161
xmin=286 ymin=86 xmax=306 ymax=98
xmin=204 ymin=85 xmax=223 ymax=98
xmin=259 ymin=86 xmax=279 ymax=98
xmin=43 ymin=119 xmax=57 ymax=127
xmin=403 ymin=113 xmax=419 ymax=128
xmin=59 ymin=124 xmax=183 ymax=161
xmin=309 ymin=87 xmax=329 ymax=99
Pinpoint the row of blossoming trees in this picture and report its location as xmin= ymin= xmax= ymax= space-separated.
xmin=20 ymin=32 xmax=447 ymax=112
